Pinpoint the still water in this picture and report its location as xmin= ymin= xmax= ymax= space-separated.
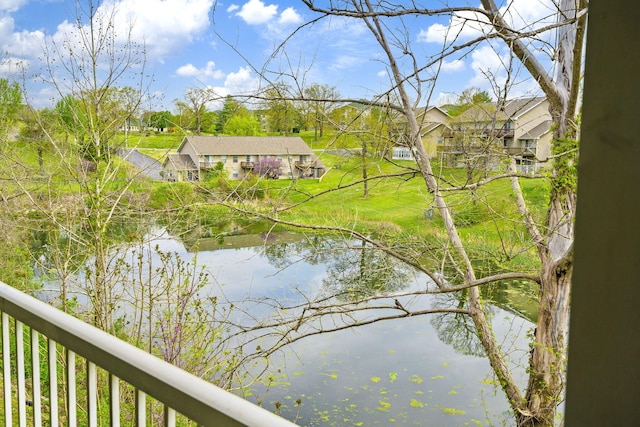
xmin=40 ymin=227 xmax=532 ymax=426
xmin=151 ymin=229 xmax=531 ymax=426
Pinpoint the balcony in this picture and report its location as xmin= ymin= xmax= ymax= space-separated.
xmin=503 ymin=146 xmax=536 ymax=156
xmin=483 ymin=128 xmax=514 ymax=138
xmin=0 ymin=282 xmax=297 ymax=427
xmin=240 ymin=161 xmax=255 ymax=170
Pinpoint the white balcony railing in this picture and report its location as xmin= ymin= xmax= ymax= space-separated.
xmin=0 ymin=282 xmax=298 ymax=427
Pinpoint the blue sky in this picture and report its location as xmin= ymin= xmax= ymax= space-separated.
xmin=0 ymin=0 xmax=556 ymax=111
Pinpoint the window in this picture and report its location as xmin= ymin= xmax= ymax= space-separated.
xmin=300 ymin=155 xmax=307 ymax=162
xmin=233 ymin=156 xmax=238 ymax=163
xmin=205 ymin=155 xmax=214 ymax=163
xmin=277 ymin=155 xmax=283 ymax=162
xmin=246 ymin=155 xmax=251 ymax=162
xmin=232 ymin=170 xmax=239 ymax=178
xmin=221 ymin=156 xmax=227 ymax=163
xmin=524 ymin=139 xmax=535 ymax=148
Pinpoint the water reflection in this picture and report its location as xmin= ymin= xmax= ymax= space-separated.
xmin=178 ymin=231 xmax=531 ymax=426
xmin=38 ymin=228 xmax=531 ymax=426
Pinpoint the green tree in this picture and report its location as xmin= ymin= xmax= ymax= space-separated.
xmin=446 ymin=87 xmax=493 ymax=116
xmin=147 ymin=110 xmax=173 ymax=132
xmin=19 ymin=107 xmax=55 ymax=174
xmin=216 ymin=95 xmax=241 ymax=132
xmin=224 ymin=106 xmax=262 ymax=135
xmin=304 ymin=83 xmax=339 ymax=141
xmin=0 ymin=78 xmax=23 ymax=139
xmin=262 ymin=83 xmax=298 ymax=135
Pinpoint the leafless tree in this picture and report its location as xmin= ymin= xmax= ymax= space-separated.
xmin=175 ymin=86 xmax=221 ymax=135
xmin=213 ymin=1 xmax=586 ymax=426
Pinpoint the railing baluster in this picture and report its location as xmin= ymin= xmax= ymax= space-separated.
xmin=30 ymin=329 xmax=41 ymax=427
xmin=15 ymin=320 xmax=26 ymax=427
xmin=135 ymin=388 xmax=146 ymax=427
xmin=87 ymin=361 xmax=97 ymax=427
xmin=48 ymin=338 xmax=58 ymax=426
xmin=2 ymin=312 xmax=12 ymax=427
xmin=110 ymin=374 xmax=120 ymax=427
xmin=164 ymin=406 xmax=176 ymax=427
xmin=67 ymin=349 xmax=76 ymax=426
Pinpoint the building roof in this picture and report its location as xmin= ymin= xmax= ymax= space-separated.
xmin=163 ymin=154 xmax=197 ymax=170
xmin=502 ymin=97 xmax=547 ymax=118
xmin=519 ymin=120 xmax=553 ymax=139
xmin=453 ymin=97 xmax=548 ymax=123
xmin=178 ymin=136 xmax=314 ymax=156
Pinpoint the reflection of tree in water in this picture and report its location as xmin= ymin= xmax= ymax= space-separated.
xmin=261 ymin=235 xmax=412 ymax=300
xmin=261 ymin=234 xmax=336 ymax=269
xmin=430 ymin=292 xmax=491 ymax=357
xmin=321 ymin=239 xmax=411 ymax=300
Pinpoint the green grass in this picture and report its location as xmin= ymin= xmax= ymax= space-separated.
xmin=258 ymin=151 xmax=550 ymax=279
xmin=124 ymin=132 xmax=183 ymax=150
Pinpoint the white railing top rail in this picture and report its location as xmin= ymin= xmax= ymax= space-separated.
xmin=0 ymin=282 xmax=298 ymax=427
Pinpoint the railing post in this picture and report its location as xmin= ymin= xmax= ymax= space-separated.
xmin=67 ymin=349 xmax=76 ymax=426
xmin=15 ymin=321 xmax=26 ymax=427
xmin=2 ymin=312 xmax=12 ymax=427
xmin=48 ymin=338 xmax=58 ymax=426
xmin=110 ymin=374 xmax=120 ymax=427
xmin=31 ymin=329 xmax=41 ymax=427
xmin=135 ymin=388 xmax=146 ymax=427
xmin=164 ymin=405 xmax=176 ymax=427
xmin=87 ymin=361 xmax=97 ymax=427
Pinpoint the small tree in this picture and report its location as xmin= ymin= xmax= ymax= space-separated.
xmin=176 ymin=87 xmax=220 ymax=135
xmin=252 ymin=157 xmax=282 ymax=179
xmin=147 ymin=110 xmax=174 ymax=132
xmin=0 ymin=78 xmax=22 ymax=139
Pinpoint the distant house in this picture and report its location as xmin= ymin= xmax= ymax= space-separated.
xmin=162 ymin=136 xmax=326 ymax=181
xmin=391 ymin=106 xmax=451 ymax=160
xmin=439 ymin=97 xmax=552 ymax=173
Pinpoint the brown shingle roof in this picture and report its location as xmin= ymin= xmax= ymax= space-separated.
xmin=520 ymin=120 xmax=553 ymax=139
xmin=502 ymin=97 xmax=546 ymax=118
xmin=180 ymin=136 xmax=314 ymax=156
xmin=164 ymin=154 xmax=197 ymax=170
xmin=454 ymin=97 xmax=547 ymax=123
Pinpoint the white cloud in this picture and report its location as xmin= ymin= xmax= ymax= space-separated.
xmin=418 ymin=10 xmax=490 ymax=44
xmin=95 ymin=0 xmax=214 ymax=58
xmin=236 ymin=0 xmax=278 ymax=25
xmin=469 ymin=44 xmax=510 ymax=87
xmin=197 ymin=66 xmax=259 ymax=109
xmin=0 ymin=0 xmax=27 ymax=13
xmin=278 ymin=7 xmax=301 ymax=25
xmin=328 ymin=54 xmax=362 ymax=71
xmin=222 ymin=66 xmax=259 ymax=94
xmin=226 ymin=4 xmax=239 ymax=13
xmin=176 ymin=61 xmax=225 ymax=80
xmin=0 ymin=15 xmax=45 ymax=58
xmin=419 ymin=0 xmax=556 ymax=45
xmin=440 ymin=59 xmax=465 ymax=72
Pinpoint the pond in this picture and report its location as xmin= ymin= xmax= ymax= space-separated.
xmin=38 ymin=227 xmax=533 ymax=426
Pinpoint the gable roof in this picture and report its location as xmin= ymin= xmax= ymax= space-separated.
xmin=163 ymin=153 xmax=197 ymax=170
xmin=502 ymin=97 xmax=547 ymax=118
xmin=519 ymin=120 xmax=553 ymax=139
xmin=178 ymin=136 xmax=314 ymax=156
xmin=452 ymin=97 xmax=548 ymax=123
